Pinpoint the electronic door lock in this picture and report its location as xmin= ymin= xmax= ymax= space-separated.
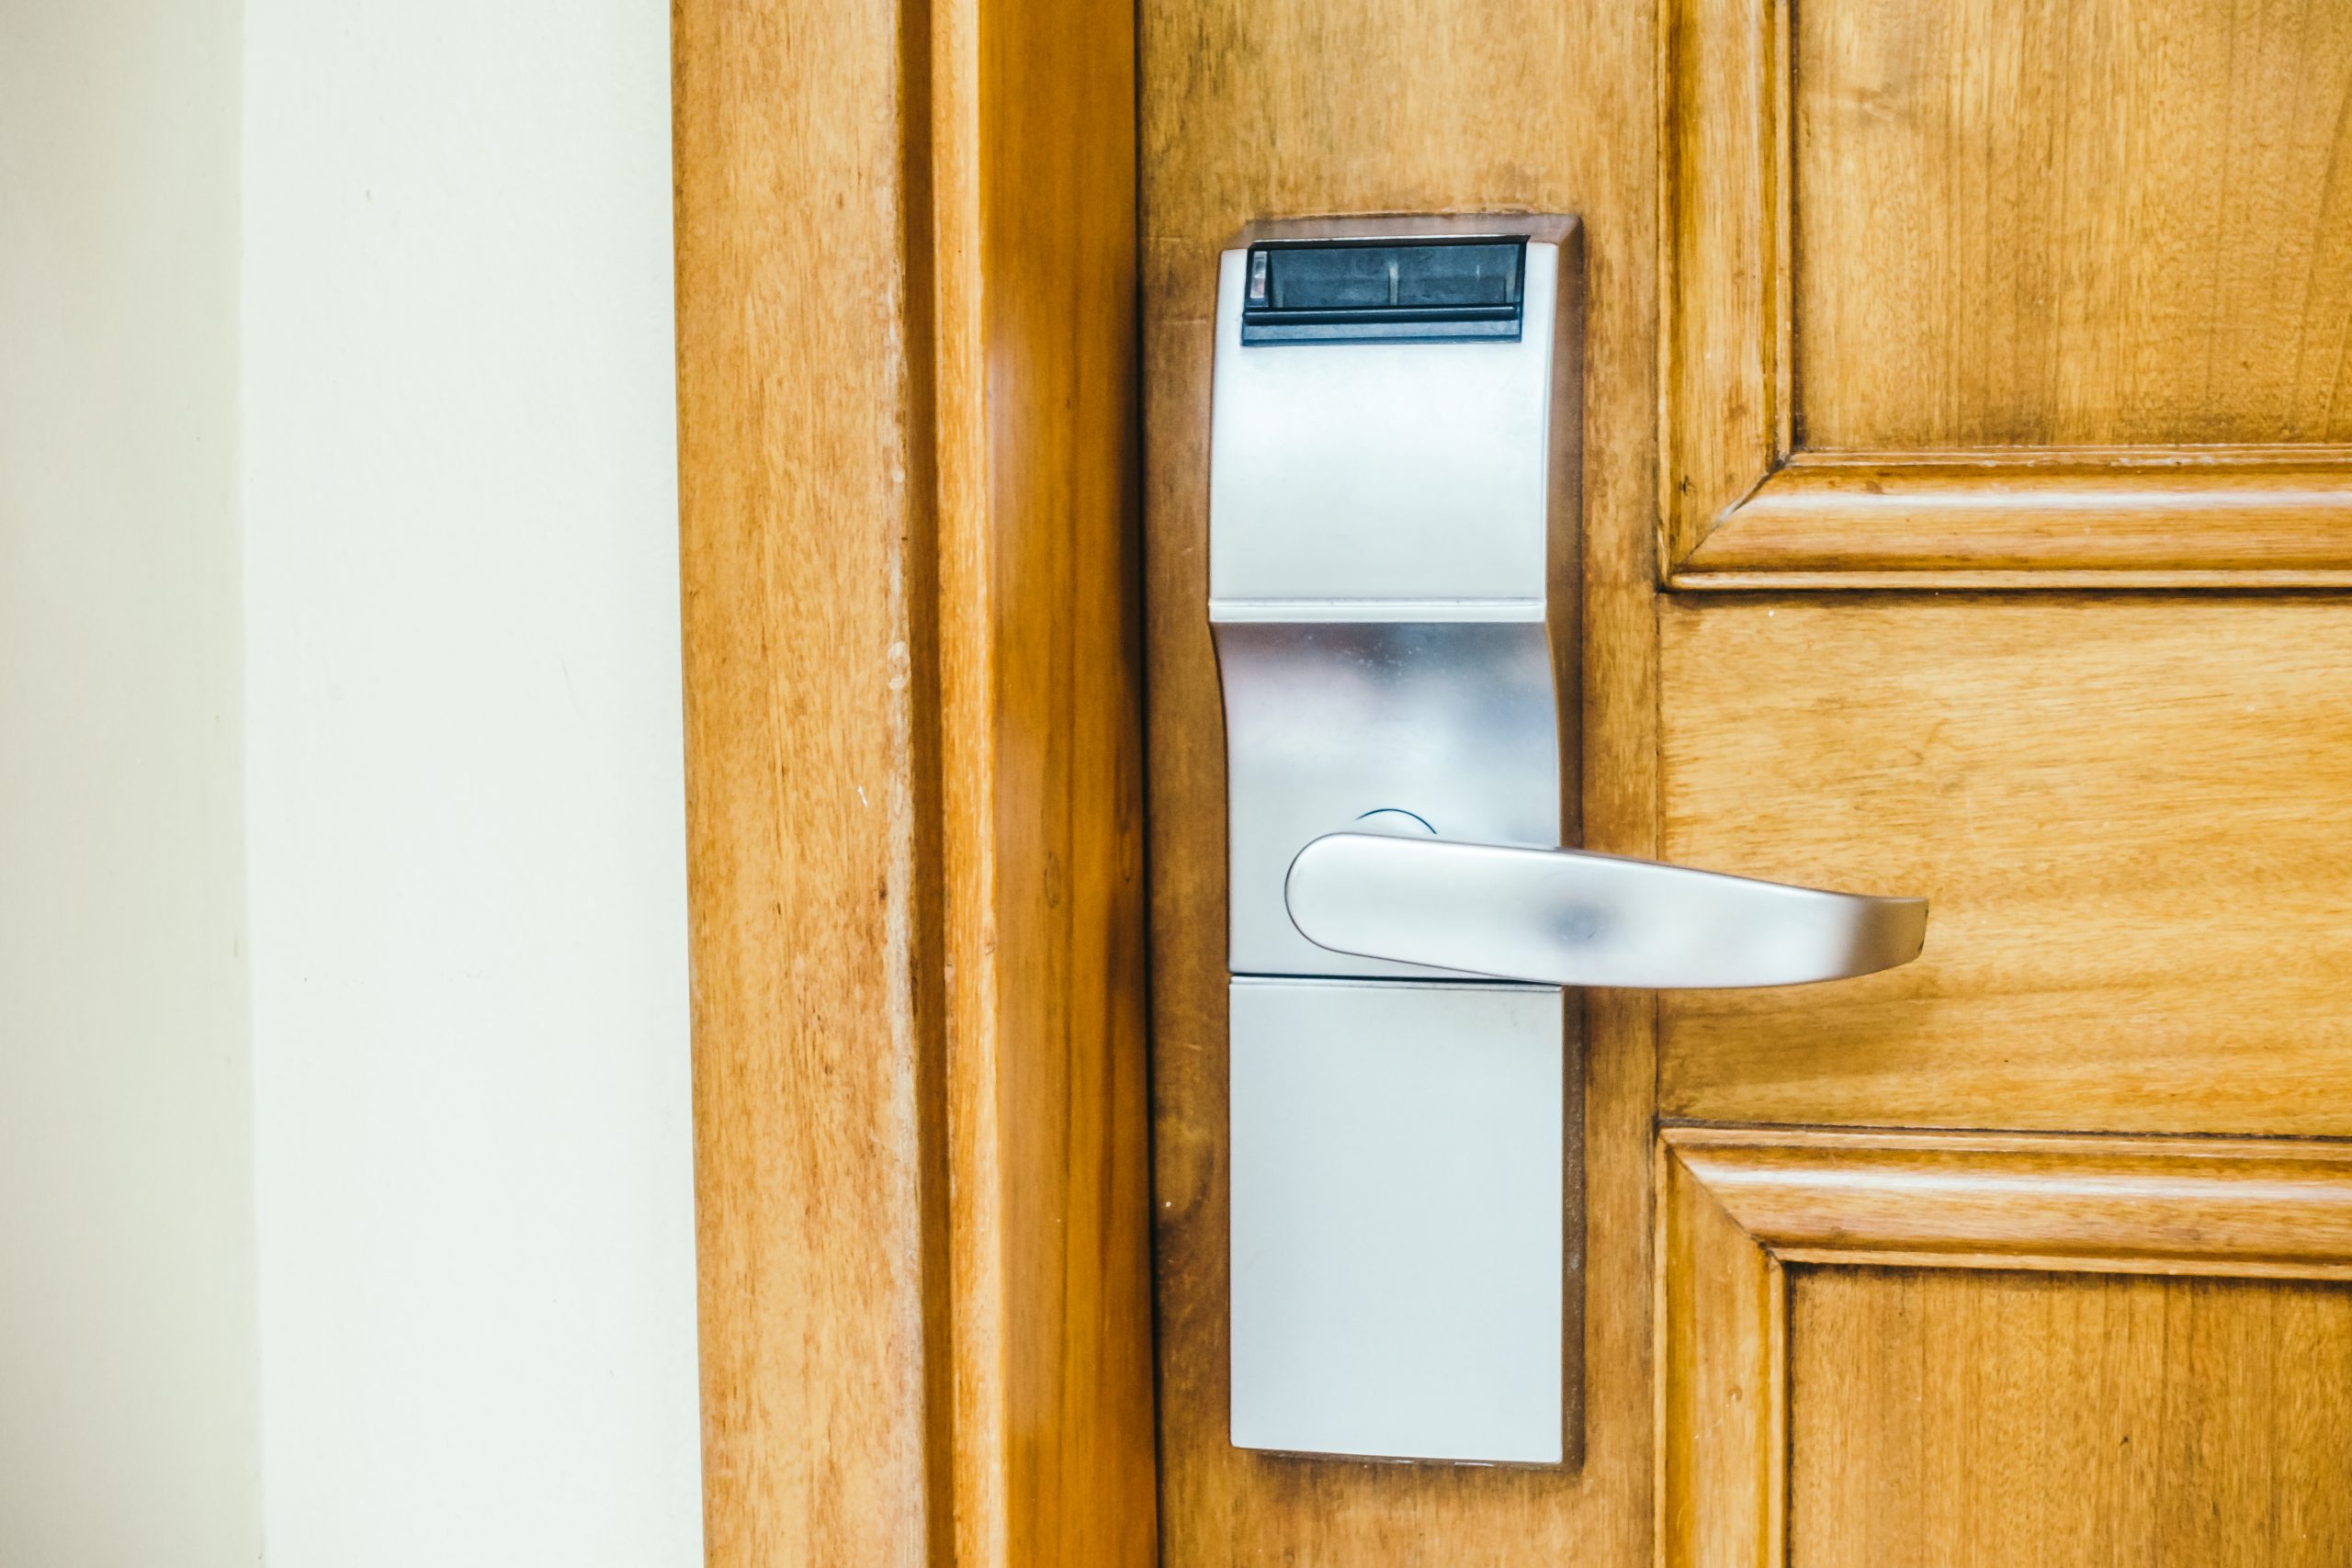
xmin=1208 ymin=215 xmax=1924 ymax=1468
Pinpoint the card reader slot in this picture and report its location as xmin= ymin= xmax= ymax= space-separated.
xmin=1240 ymin=237 xmax=1526 ymax=344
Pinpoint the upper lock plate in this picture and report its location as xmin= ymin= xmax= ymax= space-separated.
xmin=1207 ymin=217 xmax=1582 ymax=976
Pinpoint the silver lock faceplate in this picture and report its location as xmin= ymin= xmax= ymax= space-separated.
xmin=1210 ymin=217 xmax=1582 ymax=1465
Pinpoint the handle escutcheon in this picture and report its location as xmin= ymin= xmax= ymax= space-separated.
xmin=1284 ymin=832 xmax=1926 ymax=989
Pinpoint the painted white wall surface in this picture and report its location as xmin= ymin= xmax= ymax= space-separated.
xmin=0 ymin=1 xmax=701 ymax=1562
xmin=239 ymin=2 xmax=703 ymax=1563
xmin=0 ymin=3 xmax=263 ymax=1563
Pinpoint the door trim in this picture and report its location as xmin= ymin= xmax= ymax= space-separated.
xmin=673 ymin=0 xmax=1154 ymax=1562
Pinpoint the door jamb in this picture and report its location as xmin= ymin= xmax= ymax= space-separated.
xmin=672 ymin=0 xmax=1157 ymax=1561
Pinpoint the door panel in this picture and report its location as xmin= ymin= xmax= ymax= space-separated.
xmin=1792 ymin=0 xmax=2352 ymax=452
xmin=1659 ymin=595 xmax=2352 ymax=1134
xmin=1662 ymin=1129 xmax=2352 ymax=1566
xmin=1666 ymin=0 xmax=2352 ymax=585
xmin=1790 ymin=1269 xmax=2352 ymax=1567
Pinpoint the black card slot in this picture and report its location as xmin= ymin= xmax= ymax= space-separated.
xmin=1240 ymin=237 xmax=1526 ymax=344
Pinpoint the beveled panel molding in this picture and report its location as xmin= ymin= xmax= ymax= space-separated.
xmin=1660 ymin=0 xmax=2352 ymax=589
xmin=1658 ymin=1126 xmax=2352 ymax=1566
xmin=1676 ymin=450 xmax=2352 ymax=590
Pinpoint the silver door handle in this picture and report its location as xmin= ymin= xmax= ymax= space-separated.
xmin=1284 ymin=832 xmax=1926 ymax=988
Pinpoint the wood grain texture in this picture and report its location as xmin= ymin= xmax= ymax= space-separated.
xmin=1657 ymin=1141 xmax=1782 ymax=1568
xmin=1659 ymin=0 xmax=1789 ymax=573
xmin=1669 ymin=1128 xmax=2352 ymax=1278
xmin=933 ymin=0 xmax=1156 ymax=1561
xmin=675 ymin=0 xmax=1152 ymax=1559
xmin=1789 ymin=1268 xmax=2352 ymax=1568
xmin=1659 ymin=595 xmax=2352 ymax=1137
xmin=1661 ymin=1128 xmax=2352 ymax=1568
xmin=1675 ymin=449 xmax=2352 ymax=584
xmin=1793 ymin=0 xmax=2352 ymax=454
xmin=1661 ymin=0 xmax=2352 ymax=584
xmin=1139 ymin=0 xmax=1662 ymax=1559
xmin=674 ymin=0 xmax=942 ymax=1557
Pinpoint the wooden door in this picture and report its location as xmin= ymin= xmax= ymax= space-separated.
xmin=1142 ymin=1 xmax=2352 ymax=1564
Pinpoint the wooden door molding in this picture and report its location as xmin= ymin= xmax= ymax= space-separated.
xmin=673 ymin=0 xmax=1153 ymax=1562
xmin=1660 ymin=1125 xmax=2352 ymax=1565
xmin=1661 ymin=0 xmax=2352 ymax=590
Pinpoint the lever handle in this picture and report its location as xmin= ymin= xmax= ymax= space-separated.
xmin=1283 ymin=832 xmax=1926 ymax=988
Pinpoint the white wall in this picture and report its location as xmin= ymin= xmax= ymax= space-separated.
xmin=239 ymin=2 xmax=702 ymax=1562
xmin=0 ymin=1 xmax=701 ymax=1562
xmin=0 ymin=3 xmax=263 ymax=1563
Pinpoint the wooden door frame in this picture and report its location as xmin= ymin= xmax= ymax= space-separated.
xmin=672 ymin=0 xmax=1156 ymax=1563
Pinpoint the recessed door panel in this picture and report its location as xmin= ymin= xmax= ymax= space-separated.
xmin=1789 ymin=1268 xmax=2352 ymax=1567
xmin=1662 ymin=1129 xmax=2352 ymax=1568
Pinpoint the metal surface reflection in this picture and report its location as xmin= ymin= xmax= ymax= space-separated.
xmin=1285 ymin=832 xmax=1928 ymax=989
